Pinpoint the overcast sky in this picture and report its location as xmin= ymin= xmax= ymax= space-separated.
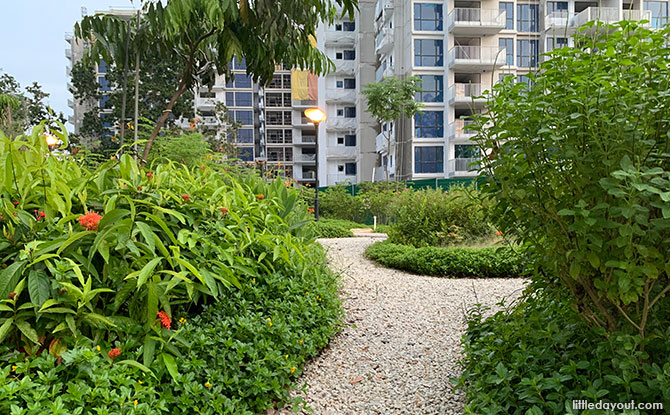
xmin=0 ymin=0 xmax=137 ymax=130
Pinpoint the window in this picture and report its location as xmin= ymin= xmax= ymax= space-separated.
xmin=337 ymin=136 xmax=344 ymax=145
xmin=414 ymin=146 xmax=444 ymax=174
xmin=455 ymin=144 xmax=479 ymax=159
xmin=415 ymin=75 xmax=443 ymax=102
xmin=226 ymin=74 xmax=252 ymax=88
xmin=415 ymin=111 xmax=443 ymax=138
xmin=414 ymin=3 xmax=443 ymax=31
xmin=239 ymin=147 xmax=254 ymax=161
xmin=517 ymin=39 xmax=538 ymax=67
xmin=345 ymin=134 xmax=356 ymax=147
xmin=98 ymin=59 xmax=108 ymax=73
xmin=233 ymin=57 xmax=247 ymax=70
xmin=267 ymin=129 xmax=284 ymax=143
xmin=344 ymin=107 xmax=356 ymax=118
xmin=344 ymin=78 xmax=356 ymax=89
xmin=345 ymin=162 xmax=357 ymax=175
xmin=500 ymin=2 xmax=514 ymax=29
xmin=235 ymin=110 xmax=253 ymax=125
xmin=266 ymin=92 xmax=286 ymax=107
xmin=99 ymin=94 xmax=110 ymax=109
xmin=343 ymin=50 xmax=356 ymax=60
xmin=336 ymin=80 xmax=344 ymax=88
xmin=266 ymin=111 xmax=291 ymax=125
xmin=199 ymin=91 xmax=216 ymax=98
xmin=338 ymin=165 xmax=344 ymax=172
xmin=414 ymin=39 xmax=444 ymax=66
xmin=343 ymin=21 xmax=356 ymax=31
xmin=237 ymin=129 xmax=254 ymax=143
xmin=268 ymin=75 xmax=283 ymax=89
xmin=645 ymin=1 xmax=669 ymax=28
xmin=546 ymin=37 xmax=567 ymax=52
xmin=98 ymin=77 xmax=111 ymax=91
xmin=517 ymin=74 xmax=532 ymax=85
xmin=335 ymin=23 xmax=342 ymax=31
xmin=337 ymin=109 xmax=344 ymax=116
xmin=499 ymin=38 xmax=514 ymax=66
xmin=546 ymin=1 xmax=568 ymax=14
xmin=517 ymin=4 xmax=539 ymax=32
xmin=235 ymin=92 xmax=252 ymax=107
xmin=282 ymin=75 xmax=291 ymax=88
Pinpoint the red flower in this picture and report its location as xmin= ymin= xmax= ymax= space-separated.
xmin=220 ymin=207 xmax=229 ymax=216
xmin=307 ymin=208 xmax=315 ymax=213
xmin=496 ymin=230 xmax=503 ymax=236
xmin=256 ymin=194 xmax=264 ymax=200
xmin=181 ymin=194 xmax=191 ymax=203
xmin=137 ymin=186 xmax=143 ymax=191
xmin=157 ymin=311 xmax=171 ymax=329
xmin=12 ymin=201 xmax=19 ymax=206
xmin=8 ymin=292 xmax=16 ymax=300
xmin=108 ymin=348 xmax=121 ymax=360
xmin=146 ymin=172 xmax=154 ymax=179
xmin=34 ymin=211 xmax=46 ymax=221
xmin=78 ymin=212 xmax=103 ymax=231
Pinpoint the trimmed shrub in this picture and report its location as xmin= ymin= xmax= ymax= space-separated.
xmin=308 ymin=219 xmax=354 ymax=238
xmin=457 ymin=287 xmax=670 ymax=414
xmin=318 ymin=184 xmax=364 ymax=222
xmin=365 ymin=241 xmax=525 ymax=278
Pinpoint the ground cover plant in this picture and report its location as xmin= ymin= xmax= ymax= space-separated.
xmin=0 ymin=125 xmax=341 ymax=413
xmin=365 ymin=241 xmax=525 ymax=279
xmin=308 ymin=219 xmax=354 ymax=238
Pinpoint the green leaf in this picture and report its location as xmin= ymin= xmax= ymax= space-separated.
xmin=28 ymin=271 xmax=51 ymax=308
xmin=136 ymin=221 xmax=156 ymax=253
xmin=57 ymin=231 xmax=95 ymax=255
xmin=117 ymin=359 xmax=156 ymax=378
xmin=0 ymin=261 xmax=25 ymax=299
xmin=146 ymin=282 xmax=158 ymax=329
xmin=0 ymin=318 xmax=14 ymax=343
xmin=143 ymin=335 xmax=156 ymax=367
xmin=161 ymin=352 xmax=180 ymax=381
xmin=15 ymin=320 xmax=38 ymax=344
xmin=136 ymin=258 xmax=163 ymax=289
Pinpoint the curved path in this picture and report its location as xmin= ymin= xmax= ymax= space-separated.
xmin=277 ymin=237 xmax=525 ymax=415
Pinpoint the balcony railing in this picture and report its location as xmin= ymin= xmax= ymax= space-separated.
xmin=298 ymin=135 xmax=316 ymax=144
xmin=447 ymin=83 xmax=483 ymax=104
xmin=325 ymin=30 xmax=356 ymax=46
xmin=326 ymin=118 xmax=357 ymax=131
xmin=333 ymin=60 xmax=356 ymax=75
xmin=449 ymin=157 xmax=480 ymax=173
xmin=448 ymin=119 xmax=476 ymax=138
xmin=299 ymin=154 xmax=316 ymax=162
xmin=544 ymin=11 xmax=576 ymax=30
xmin=622 ymin=9 xmax=652 ymax=25
xmin=325 ymin=88 xmax=357 ymax=103
xmin=375 ymin=27 xmax=393 ymax=55
xmin=574 ymin=7 xmax=619 ymax=27
xmin=447 ymin=8 xmax=505 ymax=31
xmin=448 ymin=46 xmax=505 ymax=68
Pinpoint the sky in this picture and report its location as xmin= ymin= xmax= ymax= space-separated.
xmin=0 ymin=0 xmax=137 ymax=131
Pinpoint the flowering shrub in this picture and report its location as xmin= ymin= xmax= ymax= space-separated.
xmin=365 ymin=241 xmax=527 ymax=278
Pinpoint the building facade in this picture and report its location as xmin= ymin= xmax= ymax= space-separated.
xmin=373 ymin=0 xmax=658 ymax=181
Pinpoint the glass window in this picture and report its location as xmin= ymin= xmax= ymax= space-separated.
xmin=336 ymin=80 xmax=344 ymax=88
xmin=499 ymin=38 xmax=514 ymax=66
xmin=345 ymin=162 xmax=357 ymax=175
xmin=266 ymin=92 xmax=284 ymax=107
xmin=99 ymin=94 xmax=110 ymax=109
xmin=199 ymin=91 xmax=216 ymax=98
xmin=546 ymin=37 xmax=568 ymax=52
xmin=414 ymin=111 xmax=444 ymax=138
xmin=228 ymin=74 xmax=252 ymax=89
xmin=343 ymin=50 xmax=356 ymax=60
xmin=235 ymin=92 xmax=252 ymax=107
xmin=645 ymin=1 xmax=669 ymax=28
xmin=500 ymin=2 xmax=514 ymax=29
xmin=237 ymin=129 xmax=254 ymax=143
xmin=546 ymin=1 xmax=568 ymax=14
xmin=415 ymin=75 xmax=443 ymax=102
xmin=98 ymin=76 xmax=111 ymax=91
xmin=337 ymin=109 xmax=344 ymax=116
xmin=235 ymin=110 xmax=253 ymax=125
xmin=335 ymin=23 xmax=343 ymax=31
xmin=267 ymin=129 xmax=284 ymax=143
xmin=343 ymin=21 xmax=356 ymax=31
xmin=414 ymin=3 xmax=443 ymax=31
xmin=344 ymin=107 xmax=356 ymax=118
xmin=98 ymin=59 xmax=108 ymax=73
xmin=454 ymin=144 xmax=479 ymax=158
xmin=344 ymin=78 xmax=356 ymax=89
xmin=517 ymin=4 xmax=539 ymax=32
xmin=517 ymin=39 xmax=539 ymax=67
xmin=225 ymin=92 xmax=234 ymax=105
xmin=517 ymin=74 xmax=532 ymax=84
xmin=414 ymin=39 xmax=444 ymax=66
xmin=345 ymin=134 xmax=356 ymax=147
xmin=239 ymin=147 xmax=254 ymax=162
xmin=414 ymin=146 xmax=444 ymax=173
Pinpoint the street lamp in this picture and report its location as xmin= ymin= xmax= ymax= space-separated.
xmin=304 ymin=108 xmax=326 ymax=221
xmin=44 ymin=134 xmax=59 ymax=151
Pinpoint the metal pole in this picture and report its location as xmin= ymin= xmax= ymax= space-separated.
xmin=133 ymin=10 xmax=140 ymax=160
xmin=313 ymin=120 xmax=320 ymax=221
xmin=119 ymin=19 xmax=131 ymax=154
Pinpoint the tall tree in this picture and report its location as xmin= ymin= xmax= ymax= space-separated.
xmin=0 ymin=72 xmax=65 ymax=135
xmin=76 ymin=0 xmax=356 ymax=165
xmin=362 ymin=77 xmax=423 ymax=181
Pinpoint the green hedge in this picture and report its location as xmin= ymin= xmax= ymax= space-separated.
xmin=457 ymin=287 xmax=670 ymax=414
xmin=365 ymin=241 xmax=525 ymax=278
xmin=308 ymin=219 xmax=354 ymax=238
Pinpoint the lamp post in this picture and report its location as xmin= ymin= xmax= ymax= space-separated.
xmin=304 ymin=108 xmax=326 ymax=221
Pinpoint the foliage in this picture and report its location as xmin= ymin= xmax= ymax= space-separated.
xmin=361 ymin=77 xmax=423 ymax=180
xmin=0 ymin=125 xmax=317 ymax=363
xmin=308 ymin=219 xmax=354 ymax=239
xmin=76 ymin=0 xmax=357 ymax=163
xmin=0 ymin=72 xmax=64 ymax=136
xmin=319 ymin=184 xmax=364 ymax=222
xmin=145 ymin=132 xmax=212 ymax=166
xmin=471 ymin=21 xmax=670 ymax=337
xmin=388 ymin=187 xmax=492 ymax=247
xmin=365 ymin=241 xmax=526 ymax=278
xmin=457 ymin=286 xmax=670 ymax=414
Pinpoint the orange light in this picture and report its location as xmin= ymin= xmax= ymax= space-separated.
xmin=44 ymin=134 xmax=59 ymax=146
xmin=305 ymin=108 xmax=326 ymax=124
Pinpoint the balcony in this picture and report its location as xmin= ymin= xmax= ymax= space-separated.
xmin=294 ymin=153 xmax=316 ymax=164
xmin=195 ymin=97 xmax=217 ymax=109
xmin=327 ymin=146 xmax=358 ymax=159
xmin=574 ymin=7 xmax=619 ymax=27
xmin=326 ymin=118 xmax=357 ymax=131
xmin=299 ymin=171 xmax=316 ymax=181
xmin=447 ymin=83 xmax=485 ymax=107
xmin=327 ymin=173 xmax=355 ymax=185
xmin=375 ymin=27 xmax=393 ymax=55
xmin=447 ymin=119 xmax=476 ymax=139
xmin=67 ymin=99 xmax=75 ymax=109
xmin=333 ymin=60 xmax=356 ymax=76
xmin=544 ymin=11 xmax=577 ymax=33
xmin=292 ymin=99 xmax=318 ymax=109
xmin=375 ymin=0 xmax=394 ymax=22
xmin=325 ymin=88 xmax=357 ymax=104
xmin=448 ymin=158 xmax=480 ymax=176
xmin=376 ymin=131 xmax=391 ymax=153
xmin=622 ymin=9 xmax=652 ymax=26
xmin=66 ymin=65 xmax=71 ymax=77
xmin=65 ymin=48 xmax=72 ymax=59
xmin=448 ymin=46 xmax=505 ymax=70
xmin=293 ymin=134 xmax=317 ymax=145
xmin=447 ymin=8 xmax=506 ymax=35
xmin=295 ymin=115 xmax=316 ymax=128
xmin=325 ymin=30 xmax=356 ymax=47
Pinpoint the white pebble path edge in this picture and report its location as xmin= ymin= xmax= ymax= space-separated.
xmin=274 ymin=237 xmax=526 ymax=415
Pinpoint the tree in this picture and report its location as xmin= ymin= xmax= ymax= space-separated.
xmin=77 ymin=0 xmax=356 ymax=165
xmin=472 ymin=21 xmax=670 ymax=342
xmin=362 ymin=77 xmax=423 ymax=181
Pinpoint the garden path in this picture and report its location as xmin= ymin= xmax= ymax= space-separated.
xmin=276 ymin=237 xmax=525 ymax=415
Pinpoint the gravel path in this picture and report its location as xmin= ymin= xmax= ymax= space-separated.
xmin=277 ymin=237 xmax=526 ymax=415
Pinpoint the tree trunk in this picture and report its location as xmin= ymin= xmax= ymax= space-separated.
xmin=140 ymin=81 xmax=188 ymax=166
xmin=385 ymin=132 xmax=390 ymax=182
xmin=119 ymin=20 xmax=131 ymax=153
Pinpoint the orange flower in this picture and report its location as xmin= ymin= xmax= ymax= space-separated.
xmin=256 ymin=194 xmax=264 ymax=200
xmin=307 ymin=208 xmax=315 ymax=213
xmin=220 ymin=207 xmax=229 ymax=216
xmin=78 ymin=212 xmax=103 ymax=231
xmin=181 ymin=194 xmax=191 ymax=203
xmin=146 ymin=172 xmax=154 ymax=179
xmin=157 ymin=311 xmax=171 ymax=329
xmin=108 ymin=348 xmax=121 ymax=360
xmin=496 ymin=230 xmax=503 ymax=236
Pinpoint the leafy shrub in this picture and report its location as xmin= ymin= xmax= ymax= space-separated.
xmin=457 ymin=287 xmax=670 ymax=414
xmin=387 ymin=187 xmax=492 ymax=247
xmin=308 ymin=219 xmax=354 ymax=238
xmin=472 ymin=21 xmax=670 ymax=337
xmin=365 ymin=241 xmax=525 ymax=278
xmin=145 ymin=132 xmax=212 ymax=166
xmin=318 ymin=184 xmax=364 ymax=222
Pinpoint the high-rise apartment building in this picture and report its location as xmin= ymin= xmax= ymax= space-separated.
xmin=373 ymin=0 xmax=657 ymax=181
